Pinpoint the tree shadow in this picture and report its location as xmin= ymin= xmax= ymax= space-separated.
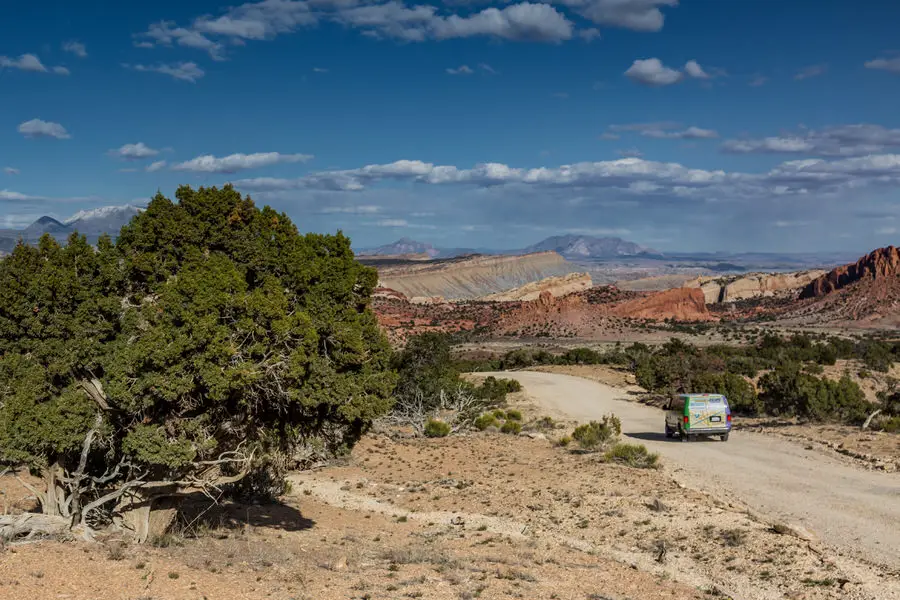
xmin=178 ymin=493 xmax=315 ymax=533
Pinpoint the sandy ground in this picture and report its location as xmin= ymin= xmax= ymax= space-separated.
xmin=478 ymin=371 xmax=900 ymax=577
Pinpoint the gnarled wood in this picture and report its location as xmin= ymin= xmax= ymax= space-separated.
xmin=0 ymin=513 xmax=72 ymax=542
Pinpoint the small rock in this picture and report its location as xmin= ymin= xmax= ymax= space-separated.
xmin=331 ymin=556 xmax=348 ymax=571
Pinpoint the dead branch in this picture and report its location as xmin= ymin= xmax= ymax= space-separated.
xmin=862 ymin=409 xmax=882 ymax=430
xmin=79 ymin=377 xmax=111 ymax=411
xmin=0 ymin=513 xmax=72 ymax=542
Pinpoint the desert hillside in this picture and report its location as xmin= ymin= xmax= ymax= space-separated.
xmin=375 ymin=251 xmax=574 ymax=300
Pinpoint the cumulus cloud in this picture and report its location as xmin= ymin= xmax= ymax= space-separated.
xmin=137 ymin=0 xmax=589 ymax=51
xmin=124 ymin=61 xmax=205 ymax=82
xmin=110 ymin=142 xmax=160 ymax=160
xmin=173 ymin=152 xmax=314 ymax=173
xmin=624 ymin=58 xmax=683 ymax=86
xmin=865 ymin=57 xmax=900 ymax=74
xmin=146 ymin=160 xmax=168 ymax=172
xmin=684 ymin=59 xmax=710 ymax=79
xmin=447 ymin=64 xmax=473 ymax=75
xmin=137 ymin=21 xmax=226 ymax=60
xmin=794 ymin=64 xmax=828 ymax=80
xmin=52 ymin=66 xmax=70 ymax=75
xmin=554 ymin=0 xmax=677 ymax=31
xmin=63 ymin=41 xmax=88 ymax=58
xmin=722 ymin=124 xmax=900 ymax=157
xmin=18 ymin=119 xmax=71 ymax=140
xmin=231 ymin=152 xmax=900 ymax=206
xmin=3 ymin=167 xmax=19 ymax=175
xmin=0 ymin=53 xmax=47 ymax=72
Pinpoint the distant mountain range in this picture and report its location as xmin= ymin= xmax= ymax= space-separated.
xmin=357 ymin=234 xmax=660 ymax=260
xmin=0 ymin=205 xmax=142 ymax=254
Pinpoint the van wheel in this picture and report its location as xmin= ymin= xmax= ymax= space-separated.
xmin=721 ymin=433 xmax=729 ymax=442
xmin=680 ymin=432 xmax=689 ymax=442
xmin=665 ymin=425 xmax=674 ymax=439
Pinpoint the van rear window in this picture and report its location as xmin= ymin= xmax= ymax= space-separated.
xmin=708 ymin=398 xmax=723 ymax=403
xmin=691 ymin=402 xmax=707 ymax=408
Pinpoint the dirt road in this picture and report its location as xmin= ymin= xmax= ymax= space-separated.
xmin=484 ymin=371 xmax=900 ymax=571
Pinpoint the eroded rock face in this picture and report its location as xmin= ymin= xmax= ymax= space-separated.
xmin=376 ymin=252 xmax=573 ymax=300
xmin=686 ymin=270 xmax=826 ymax=304
xmin=801 ymin=246 xmax=900 ymax=299
xmin=611 ymin=287 xmax=712 ymax=321
xmin=480 ymin=272 xmax=592 ymax=302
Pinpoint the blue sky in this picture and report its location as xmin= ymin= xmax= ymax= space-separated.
xmin=3 ymin=0 xmax=900 ymax=252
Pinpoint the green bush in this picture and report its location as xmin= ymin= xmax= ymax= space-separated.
xmin=473 ymin=414 xmax=499 ymax=431
xmin=505 ymin=409 xmax=522 ymax=421
xmin=603 ymin=443 xmax=659 ymax=469
xmin=500 ymin=420 xmax=522 ymax=435
xmin=424 ymin=419 xmax=451 ymax=438
xmin=555 ymin=435 xmax=572 ymax=447
xmin=571 ymin=415 xmax=621 ymax=451
xmin=882 ymin=416 xmax=900 ymax=433
xmin=493 ymin=409 xmax=507 ymax=419
xmin=758 ymin=366 xmax=873 ymax=424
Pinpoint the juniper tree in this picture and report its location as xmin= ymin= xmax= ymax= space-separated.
xmin=0 ymin=185 xmax=396 ymax=541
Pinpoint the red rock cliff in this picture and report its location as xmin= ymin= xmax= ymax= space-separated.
xmin=800 ymin=246 xmax=900 ymax=299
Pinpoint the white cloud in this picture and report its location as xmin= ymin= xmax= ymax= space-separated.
xmin=231 ymin=152 xmax=900 ymax=204
xmin=553 ymin=91 xmax=569 ymax=99
xmin=447 ymin=64 xmax=474 ymax=75
xmin=110 ymin=142 xmax=160 ymax=160
xmin=377 ymin=219 xmax=409 ymax=227
xmin=794 ymin=64 xmax=828 ymax=80
xmin=876 ymin=226 xmax=897 ymax=235
xmin=63 ymin=41 xmax=88 ymax=58
xmin=18 ymin=119 xmax=71 ymax=140
xmin=684 ymin=59 xmax=710 ymax=79
xmin=624 ymin=58 xmax=683 ymax=86
xmin=0 ymin=53 xmax=47 ymax=72
xmin=140 ymin=0 xmax=581 ymax=50
xmin=52 ymin=66 xmax=70 ymax=75
xmin=865 ymin=57 xmax=900 ymax=74
xmin=607 ymin=123 xmax=718 ymax=140
xmin=0 ymin=190 xmax=37 ymax=201
xmin=599 ymin=132 xmax=620 ymax=140
xmin=124 ymin=61 xmax=205 ymax=82
xmin=313 ymin=67 xmax=329 ymax=73
xmin=173 ymin=152 xmax=314 ymax=173
xmin=748 ymin=74 xmax=768 ymax=87
xmin=555 ymin=0 xmax=677 ymax=31
xmin=3 ymin=167 xmax=19 ymax=175
xmin=320 ymin=205 xmax=382 ymax=214
xmin=479 ymin=63 xmax=497 ymax=74
xmin=578 ymin=27 xmax=600 ymax=41
xmin=722 ymin=124 xmax=900 ymax=157
xmin=137 ymin=21 xmax=226 ymax=60
xmin=146 ymin=160 xmax=167 ymax=172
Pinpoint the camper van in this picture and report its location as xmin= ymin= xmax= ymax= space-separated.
xmin=665 ymin=393 xmax=731 ymax=442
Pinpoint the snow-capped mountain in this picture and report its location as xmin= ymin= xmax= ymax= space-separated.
xmin=65 ymin=205 xmax=143 ymax=236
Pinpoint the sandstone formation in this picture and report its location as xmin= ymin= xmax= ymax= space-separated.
xmin=610 ymin=287 xmax=712 ymax=321
xmin=480 ymin=272 xmax=592 ymax=302
xmin=684 ymin=270 xmax=826 ymax=304
xmin=375 ymin=251 xmax=573 ymax=300
xmin=801 ymin=246 xmax=900 ymax=299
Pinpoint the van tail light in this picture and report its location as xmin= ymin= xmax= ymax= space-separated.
xmin=683 ymin=416 xmax=689 ymax=425
xmin=726 ymin=414 xmax=732 ymax=423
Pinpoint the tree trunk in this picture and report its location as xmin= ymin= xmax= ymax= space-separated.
xmin=41 ymin=462 xmax=68 ymax=517
xmin=0 ymin=513 xmax=71 ymax=542
xmin=117 ymin=494 xmax=181 ymax=544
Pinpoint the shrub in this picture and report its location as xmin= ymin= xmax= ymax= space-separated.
xmin=473 ymin=414 xmax=499 ymax=431
xmin=505 ymin=409 xmax=522 ymax=421
xmin=493 ymin=409 xmax=507 ymax=419
xmin=424 ymin=419 xmax=451 ymax=438
xmin=603 ymin=443 xmax=659 ymax=469
xmin=758 ymin=366 xmax=873 ymax=424
xmin=555 ymin=435 xmax=572 ymax=447
xmin=571 ymin=415 xmax=621 ymax=451
xmin=500 ymin=421 xmax=522 ymax=435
